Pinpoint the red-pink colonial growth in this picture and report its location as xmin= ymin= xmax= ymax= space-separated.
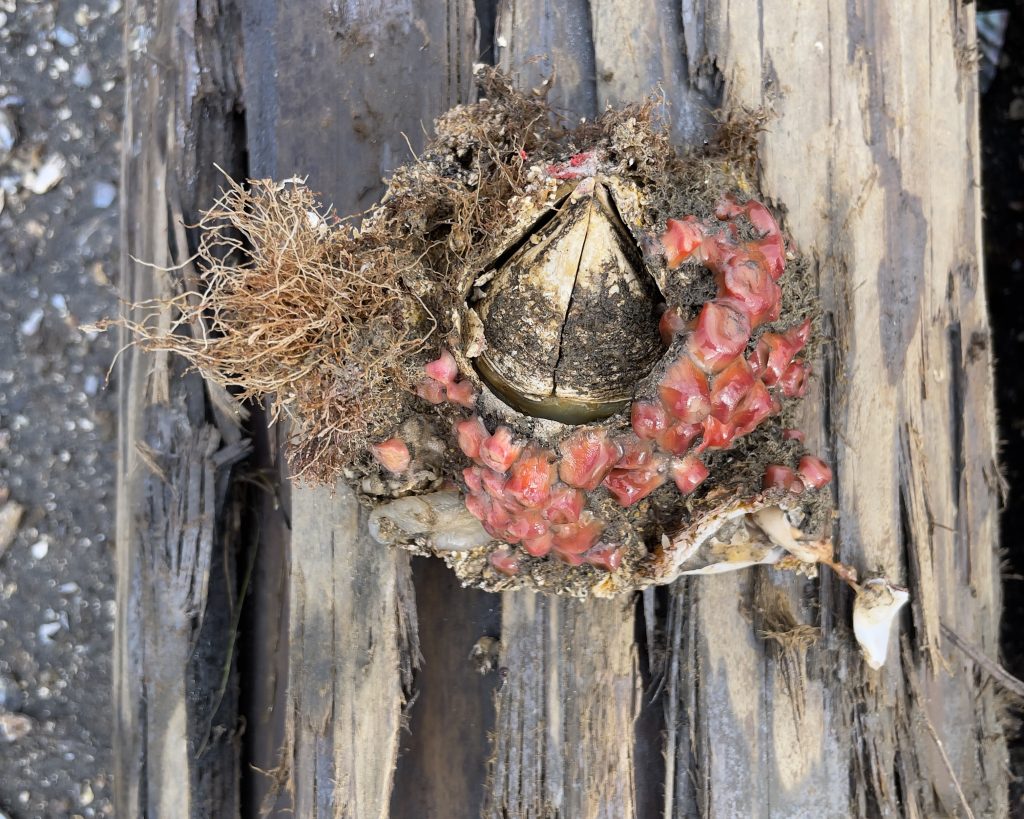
xmin=386 ymin=195 xmax=833 ymax=575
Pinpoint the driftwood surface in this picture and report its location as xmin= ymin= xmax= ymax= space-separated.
xmin=116 ymin=0 xmax=1008 ymax=816
xmin=115 ymin=0 xmax=249 ymax=816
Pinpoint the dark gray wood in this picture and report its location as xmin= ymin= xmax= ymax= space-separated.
xmin=238 ymin=2 xmax=484 ymax=815
xmin=116 ymin=1 xmax=249 ymax=815
xmin=390 ymin=558 xmax=502 ymax=819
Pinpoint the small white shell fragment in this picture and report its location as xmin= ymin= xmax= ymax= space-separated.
xmin=751 ymin=506 xmax=832 ymax=564
xmin=0 ymin=108 xmax=16 ymax=161
xmin=0 ymin=711 xmax=33 ymax=742
xmin=368 ymin=490 xmax=491 ymax=552
xmin=853 ymin=577 xmax=910 ymax=670
xmin=23 ymin=154 xmax=67 ymax=195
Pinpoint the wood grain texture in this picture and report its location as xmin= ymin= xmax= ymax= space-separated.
xmin=664 ymin=1 xmax=1006 ymax=815
xmin=489 ymin=0 xmax=1005 ymax=816
xmin=238 ymin=1 xmax=481 ymax=815
xmin=118 ymin=0 xmax=1004 ymax=815
xmin=116 ymin=0 xmax=248 ymax=816
xmin=486 ymin=594 xmax=640 ymax=819
xmin=390 ymin=558 xmax=502 ymax=819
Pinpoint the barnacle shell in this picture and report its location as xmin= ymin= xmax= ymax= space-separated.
xmin=472 ymin=176 xmax=663 ymax=424
xmin=853 ymin=578 xmax=910 ymax=670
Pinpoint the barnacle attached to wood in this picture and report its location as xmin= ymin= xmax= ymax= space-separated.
xmin=117 ymin=68 xmax=907 ymax=648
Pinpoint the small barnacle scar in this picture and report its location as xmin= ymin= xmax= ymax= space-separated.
xmin=368 ymin=148 xmax=870 ymax=606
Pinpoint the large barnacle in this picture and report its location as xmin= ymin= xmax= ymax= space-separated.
xmin=471 ymin=174 xmax=663 ymax=424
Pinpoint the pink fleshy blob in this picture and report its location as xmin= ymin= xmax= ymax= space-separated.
xmin=543 ymin=484 xmax=585 ymax=525
xmin=658 ymin=355 xmax=711 ymax=424
xmin=631 ymin=400 xmax=669 ymax=440
xmin=657 ymin=421 xmax=701 ymax=455
xmin=671 ymin=455 xmax=709 ymax=495
xmin=522 ymin=530 xmax=555 ymax=557
xmin=463 ymin=466 xmax=484 ymax=493
xmin=730 ymin=380 xmax=777 ymax=438
xmin=779 ymin=361 xmax=809 ymax=398
xmin=551 ymin=513 xmax=605 ymax=555
xmin=688 ymin=299 xmax=751 ymax=373
xmin=455 ymin=416 xmax=490 ymax=461
xmin=558 ymin=428 xmax=622 ymax=491
xmin=715 ymin=257 xmax=782 ymax=329
xmin=763 ymin=464 xmax=800 ymax=492
xmin=660 ymin=216 xmax=705 ymax=269
xmin=585 ymin=542 xmax=624 ymax=571
xmin=603 ymin=464 xmax=666 ymax=506
xmin=425 ymin=348 xmax=459 ymax=384
xmin=658 ymin=306 xmax=687 ymax=345
xmin=507 ymin=509 xmax=549 ymax=541
xmin=750 ymin=320 xmax=811 ymax=385
xmin=506 ymin=449 xmax=556 ymax=508
xmin=415 ymin=378 xmax=447 ymax=404
xmin=371 ymin=438 xmax=411 ymax=474
xmin=797 ymin=455 xmax=833 ymax=489
xmin=447 ymin=378 xmax=478 ymax=408
xmin=695 ymin=415 xmax=735 ymax=452
xmin=490 ymin=549 xmax=521 ymax=576
xmin=479 ymin=426 xmax=523 ymax=473
xmin=710 ymin=357 xmax=756 ymax=423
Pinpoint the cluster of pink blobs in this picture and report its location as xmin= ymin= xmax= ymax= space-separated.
xmin=632 ymin=194 xmax=813 ymax=485
xmin=763 ymin=455 xmax=832 ymax=494
xmin=415 ymin=349 xmax=478 ymax=409
xmin=457 ymin=418 xmax=622 ymax=574
xmin=369 ymin=195 xmax=836 ymax=579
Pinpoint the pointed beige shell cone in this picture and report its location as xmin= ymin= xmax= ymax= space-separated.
xmin=474 ymin=177 xmax=663 ymax=423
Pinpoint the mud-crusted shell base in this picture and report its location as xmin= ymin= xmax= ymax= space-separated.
xmin=371 ymin=485 xmax=830 ymax=598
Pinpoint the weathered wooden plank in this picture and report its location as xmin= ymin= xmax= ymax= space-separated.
xmin=487 ymin=1 xmax=1005 ymax=817
xmin=216 ymin=1 xmax=1003 ymax=816
xmin=656 ymin=1 xmax=1006 ymax=815
xmin=486 ymin=594 xmax=640 ymax=819
xmin=116 ymin=0 xmax=248 ymax=816
xmin=239 ymin=1 xmax=481 ymax=814
xmin=390 ymin=559 xmax=502 ymax=818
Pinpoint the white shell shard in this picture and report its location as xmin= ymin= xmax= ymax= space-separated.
xmin=23 ymin=154 xmax=67 ymax=195
xmin=677 ymin=515 xmax=786 ymax=575
xmin=853 ymin=578 xmax=910 ymax=670
xmin=751 ymin=506 xmax=833 ymax=564
xmin=368 ymin=490 xmax=491 ymax=552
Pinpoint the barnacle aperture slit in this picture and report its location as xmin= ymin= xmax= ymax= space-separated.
xmin=472 ymin=176 xmax=664 ymax=424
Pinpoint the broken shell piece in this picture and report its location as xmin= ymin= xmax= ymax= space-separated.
xmin=652 ymin=495 xmax=793 ymax=581
xmin=23 ymin=154 xmax=67 ymax=195
xmin=369 ymin=490 xmax=491 ymax=552
xmin=751 ymin=506 xmax=833 ymax=565
xmin=853 ymin=578 xmax=910 ymax=670
xmin=675 ymin=516 xmax=786 ymax=575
